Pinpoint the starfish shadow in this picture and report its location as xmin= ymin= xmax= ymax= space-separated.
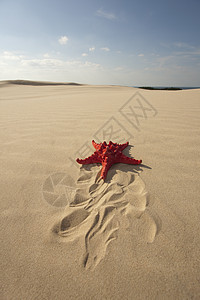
xmin=123 ymin=145 xmax=152 ymax=168
xmin=102 ymin=144 xmax=151 ymax=184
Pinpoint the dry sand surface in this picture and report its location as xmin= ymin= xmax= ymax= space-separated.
xmin=0 ymin=80 xmax=200 ymax=299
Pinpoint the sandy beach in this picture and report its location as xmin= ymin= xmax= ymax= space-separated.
xmin=0 ymin=80 xmax=200 ymax=299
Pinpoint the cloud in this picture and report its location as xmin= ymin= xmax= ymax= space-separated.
xmin=0 ymin=51 xmax=101 ymax=71
xmin=156 ymin=55 xmax=174 ymax=69
xmin=159 ymin=42 xmax=200 ymax=61
xmin=43 ymin=53 xmax=50 ymax=58
xmin=138 ymin=53 xmax=144 ymax=57
xmin=2 ymin=51 xmax=24 ymax=61
xmin=114 ymin=67 xmax=124 ymax=71
xmin=173 ymin=42 xmax=195 ymax=50
xmin=82 ymin=53 xmax=88 ymax=57
xmin=58 ymin=36 xmax=69 ymax=45
xmin=0 ymin=50 xmax=103 ymax=83
xmin=96 ymin=9 xmax=116 ymax=20
xmin=21 ymin=58 xmax=101 ymax=70
xmin=89 ymin=47 xmax=95 ymax=52
xmin=101 ymin=47 xmax=110 ymax=52
xmin=22 ymin=58 xmax=63 ymax=68
xmin=83 ymin=61 xmax=100 ymax=68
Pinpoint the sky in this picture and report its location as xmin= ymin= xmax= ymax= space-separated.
xmin=0 ymin=0 xmax=200 ymax=86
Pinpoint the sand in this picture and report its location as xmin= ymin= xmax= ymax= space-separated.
xmin=0 ymin=80 xmax=200 ymax=299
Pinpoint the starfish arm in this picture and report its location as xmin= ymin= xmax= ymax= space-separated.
xmin=100 ymin=159 xmax=113 ymax=180
xmin=92 ymin=140 xmax=101 ymax=150
xmin=76 ymin=152 xmax=101 ymax=165
xmin=118 ymin=141 xmax=129 ymax=151
xmin=118 ymin=153 xmax=142 ymax=165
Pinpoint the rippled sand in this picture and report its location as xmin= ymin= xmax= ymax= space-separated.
xmin=1 ymin=81 xmax=200 ymax=299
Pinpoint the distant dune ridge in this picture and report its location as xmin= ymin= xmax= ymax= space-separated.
xmin=0 ymin=82 xmax=200 ymax=299
xmin=0 ymin=79 xmax=83 ymax=86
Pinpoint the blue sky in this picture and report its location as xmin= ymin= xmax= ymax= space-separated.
xmin=0 ymin=0 xmax=200 ymax=86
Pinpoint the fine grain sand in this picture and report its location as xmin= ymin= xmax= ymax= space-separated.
xmin=0 ymin=80 xmax=200 ymax=299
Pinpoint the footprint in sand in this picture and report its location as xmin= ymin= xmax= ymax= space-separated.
xmin=57 ymin=164 xmax=161 ymax=270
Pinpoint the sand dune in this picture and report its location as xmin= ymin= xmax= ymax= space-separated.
xmin=0 ymin=79 xmax=83 ymax=86
xmin=0 ymin=82 xmax=200 ymax=299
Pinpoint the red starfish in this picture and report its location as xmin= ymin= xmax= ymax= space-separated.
xmin=76 ymin=140 xmax=142 ymax=180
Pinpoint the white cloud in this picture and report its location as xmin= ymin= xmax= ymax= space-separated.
xmin=82 ymin=53 xmax=88 ymax=57
xmin=3 ymin=51 xmax=24 ymax=60
xmin=89 ymin=47 xmax=95 ymax=52
xmin=0 ymin=50 xmax=103 ymax=83
xmin=96 ymin=9 xmax=116 ymax=20
xmin=138 ymin=53 xmax=144 ymax=57
xmin=173 ymin=42 xmax=195 ymax=49
xmin=101 ymin=47 xmax=110 ymax=52
xmin=83 ymin=61 xmax=101 ymax=68
xmin=156 ymin=55 xmax=174 ymax=68
xmin=0 ymin=49 xmax=200 ymax=86
xmin=174 ymin=48 xmax=200 ymax=57
xmin=21 ymin=58 xmax=101 ymax=70
xmin=58 ymin=36 xmax=69 ymax=45
xmin=114 ymin=67 xmax=124 ymax=71
xmin=43 ymin=53 xmax=50 ymax=58
xmin=0 ymin=51 xmax=101 ymax=71
xmin=21 ymin=58 xmax=63 ymax=68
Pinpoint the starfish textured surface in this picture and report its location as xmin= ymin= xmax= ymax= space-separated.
xmin=76 ymin=140 xmax=142 ymax=180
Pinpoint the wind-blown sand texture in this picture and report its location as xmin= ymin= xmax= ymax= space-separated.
xmin=0 ymin=81 xmax=200 ymax=299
